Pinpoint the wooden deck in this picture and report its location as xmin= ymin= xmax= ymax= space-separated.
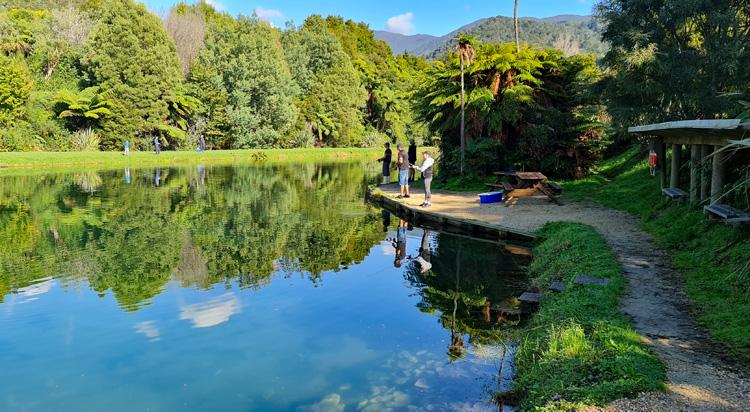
xmin=367 ymin=187 xmax=536 ymax=244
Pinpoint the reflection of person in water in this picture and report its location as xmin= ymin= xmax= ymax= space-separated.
xmin=125 ymin=168 xmax=131 ymax=185
xmin=392 ymin=219 xmax=407 ymax=268
xmin=412 ymin=229 xmax=433 ymax=273
xmin=382 ymin=210 xmax=391 ymax=233
xmin=154 ymin=168 xmax=161 ymax=187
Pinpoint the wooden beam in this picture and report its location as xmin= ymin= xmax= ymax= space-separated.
xmin=700 ymin=144 xmax=711 ymax=201
xmin=658 ymin=142 xmax=667 ymax=189
xmin=671 ymin=143 xmax=682 ymax=189
xmin=690 ymin=145 xmax=700 ymax=203
xmin=710 ymin=146 xmax=727 ymax=205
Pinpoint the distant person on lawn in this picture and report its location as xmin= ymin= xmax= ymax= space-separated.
xmin=396 ymin=143 xmax=410 ymax=199
xmin=411 ymin=151 xmax=435 ymax=207
xmin=153 ymin=136 xmax=161 ymax=155
xmin=377 ymin=142 xmax=392 ymax=185
xmin=408 ymin=140 xmax=418 ymax=182
xmin=123 ymin=140 xmax=130 ymax=156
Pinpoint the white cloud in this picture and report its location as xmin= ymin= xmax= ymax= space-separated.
xmin=386 ymin=12 xmax=416 ymax=35
xmin=254 ymin=6 xmax=283 ymax=24
xmin=180 ymin=293 xmax=241 ymax=328
xmin=204 ymin=0 xmax=226 ymax=12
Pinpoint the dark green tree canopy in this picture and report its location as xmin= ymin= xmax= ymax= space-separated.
xmin=82 ymin=0 xmax=182 ymax=148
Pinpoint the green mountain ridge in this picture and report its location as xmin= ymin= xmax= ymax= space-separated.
xmin=375 ymin=14 xmax=606 ymax=57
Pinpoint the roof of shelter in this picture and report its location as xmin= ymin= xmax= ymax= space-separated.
xmin=628 ymin=119 xmax=750 ymax=145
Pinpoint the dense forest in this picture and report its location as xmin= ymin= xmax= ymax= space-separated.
xmin=0 ymin=0 xmax=427 ymax=151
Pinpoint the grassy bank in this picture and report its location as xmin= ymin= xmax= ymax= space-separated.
xmin=0 ymin=148 xmax=385 ymax=173
xmin=562 ymin=147 xmax=750 ymax=368
xmin=513 ymin=222 xmax=665 ymax=411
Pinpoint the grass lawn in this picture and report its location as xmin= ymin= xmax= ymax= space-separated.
xmin=562 ymin=146 xmax=750 ymax=369
xmin=0 ymin=148 xmax=386 ymax=174
xmin=511 ymin=222 xmax=666 ymax=411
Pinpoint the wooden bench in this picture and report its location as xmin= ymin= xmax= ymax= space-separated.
xmin=545 ymin=182 xmax=563 ymax=195
xmin=662 ymin=187 xmax=689 ymax=202
xmin=704 ymin=204 xmax=750 ymax=225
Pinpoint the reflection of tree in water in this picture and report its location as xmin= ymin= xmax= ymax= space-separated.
xmin=0 ymin=163 xmax=386 ymax=309
xmin=403 ymin=231 xmax=529 ymax=359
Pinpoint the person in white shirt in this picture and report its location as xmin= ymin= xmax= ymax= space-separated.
xmin=410 ymin=151 xmax=435 ymax=208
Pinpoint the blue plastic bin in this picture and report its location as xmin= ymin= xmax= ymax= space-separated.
xmin=479 ymin=191 xmax=503 ymax=204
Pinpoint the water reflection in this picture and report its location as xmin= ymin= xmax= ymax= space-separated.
xmin=0 ymin=163 xmax=530 ymax=411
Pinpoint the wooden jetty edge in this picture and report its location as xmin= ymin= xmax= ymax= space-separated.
xmin=366 ymin=187 xmax=536 ymax=244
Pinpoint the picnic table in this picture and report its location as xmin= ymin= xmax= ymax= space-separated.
xmin=486 ymin=171 xmax=561 ymax=204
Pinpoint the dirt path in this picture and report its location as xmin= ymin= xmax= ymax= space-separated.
xmin=380 ymin=185 xmax=750 ymax=411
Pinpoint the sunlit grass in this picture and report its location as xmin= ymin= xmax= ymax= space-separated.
xmin=0 ymin=148 xmax=388 ymax=174
xmin=561 ymin=146 xmax=750 ymax=369
xmin=514 ymin=222 xmax=666 ymax=410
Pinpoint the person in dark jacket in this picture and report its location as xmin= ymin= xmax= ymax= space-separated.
xmin=408 ymin=140 xmax=418 ymax=182
xmin=377 ymin=143 xmax=392 ymax=185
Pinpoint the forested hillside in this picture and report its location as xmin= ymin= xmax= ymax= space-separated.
xmin=375 ymin=15 xmax=605 ymax=57
xmin=0 ymin=0 xmax=428 ymax=151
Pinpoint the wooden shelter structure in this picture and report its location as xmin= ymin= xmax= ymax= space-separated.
xmin=629 ymin=119 xmax=750 ymax=205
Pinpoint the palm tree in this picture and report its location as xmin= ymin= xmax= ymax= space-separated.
xmin=514 ymin=0 xmax=521 ymax=54
xmin=457 ymin=34 xmax=477 ymax=175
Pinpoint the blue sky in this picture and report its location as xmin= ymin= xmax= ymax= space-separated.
xmin=140 ymin=0 xmax=597 ymax=36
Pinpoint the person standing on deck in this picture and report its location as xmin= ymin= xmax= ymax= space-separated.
xmin=411 ymin=151 xmax=435 ymax=207
xmin=153 ymin=135 xmax=161 ymax=155
xmin=396 ymin=143 xmax=410 ymax=198
xmin=408 ymin=140 xmax=418 ymax=182
xmin=377 ymin=143 xmax=392 ymax=185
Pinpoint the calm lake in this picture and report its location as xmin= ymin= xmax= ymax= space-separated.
xmin=0 ymin=163 xmax=530 ymax=411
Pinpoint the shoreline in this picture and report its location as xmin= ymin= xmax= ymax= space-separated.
xmin=372 ymin=184 xmax=749 ymax=410
xmin=0 ymin=148 xmax=392 ymax=173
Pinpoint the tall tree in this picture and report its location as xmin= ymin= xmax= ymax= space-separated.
xmin=81 ymin=0 xmax=182 ymax=149
xmin=514 ymin=0 xmax=520 ymax=53
xmin=457 ymin=34 xmax=477 ymax=175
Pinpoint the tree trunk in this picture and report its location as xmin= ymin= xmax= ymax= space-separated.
xmin=460 ymin=56 xmax=466 ymax=175
xmin=514 ymin=0 xmax=521 ymax=54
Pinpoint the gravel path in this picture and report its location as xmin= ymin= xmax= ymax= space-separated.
xmin=380 ymin=186 xmax=750 ymax=411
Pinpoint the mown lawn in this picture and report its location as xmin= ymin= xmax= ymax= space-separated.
xmin=0 ymin=148 xmax=386 ymax=174
xmin=512 ymin=222 xmax=666 ymax=411
xmin=562 ymin=146 xmax=750 ymax=369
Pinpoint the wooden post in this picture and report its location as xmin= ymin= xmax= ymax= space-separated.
xmin=690 ymin=145 xmax=700 ymax=203
xmin=670 ymin=143 xmax=682 ymax=189
xmin=658 ymin=142 xmax=667 ymax=189
xmin=710 ymin=146 xmax=726 ymax=205
xmin=700 ymin=144 xmax=711 ymax=201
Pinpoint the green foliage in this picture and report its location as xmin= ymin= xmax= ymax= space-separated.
xmin=193 ymin=17 xmax=298 ymax=149
xmin=0 ymin=55 xmax=32 ymax=126
xmin=418 ymin=43 xmax=607 ymax=179
xmin=82 ymin=0 xmax=182 ymax=148
xmin=515 ymin=222 xmax=665 ymax=409
xmin=597 ymin=0 xmax=750 ymax=142
xmin=561 ymin=146 xmax=750 ymax=368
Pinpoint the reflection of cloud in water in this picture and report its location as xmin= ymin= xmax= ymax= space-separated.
xmin=356 ymin=386 xmax=408 ymax=412
xmin=16 ymin=278 xmax=54 ymax=297
xmin=298 ymin=393 xmax=345 ymax=412
xmin=379 ymin=241 xmax=395 ymax=256
xmin=179 ymin=293 xmax=241 ymax=328
xmin=134 ymin=321 xmax=160 ymax=342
